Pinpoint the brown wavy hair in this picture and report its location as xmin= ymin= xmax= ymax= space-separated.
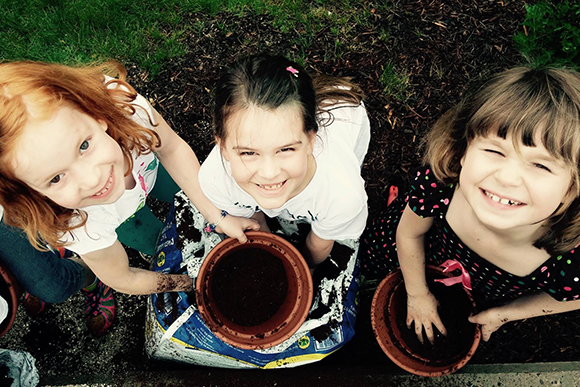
xmin=0 ymin=60 xmax=160 ymax=250
xmin=423 ymin=66 xmax=580 ymax=255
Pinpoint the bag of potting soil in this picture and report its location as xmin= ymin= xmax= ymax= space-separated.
xmin=144 ymin=191 xmax=360 ymax=368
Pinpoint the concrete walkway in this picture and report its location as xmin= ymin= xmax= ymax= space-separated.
xmin=41 ymin=361 xmax=580 ymax=386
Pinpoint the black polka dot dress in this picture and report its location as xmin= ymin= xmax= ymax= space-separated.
xmin=361 ymin=166 xmax=580 ymax=309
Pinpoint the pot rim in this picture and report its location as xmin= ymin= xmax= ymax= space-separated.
xmin=0 ymin=261 xmax=22 ymax=338
xmin=370 ymin=265 xmax=481 ymax=377
xmin=196 ymin=231 xmax=313 ymax=350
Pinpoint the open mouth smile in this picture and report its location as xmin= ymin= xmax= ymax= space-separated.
xmin=256 ymin=181 xmax=286 ymax=190
xmin=482 ymin=189 xmax=524 ymax=206
xmin=92 ymin=168 xmax=115 ymax=198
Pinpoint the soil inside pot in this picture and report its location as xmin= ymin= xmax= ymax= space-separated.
xmin=388 ymin=276 xmax=476 ymax=364
xmin=210 ymin=247 xmax=289 ymax=327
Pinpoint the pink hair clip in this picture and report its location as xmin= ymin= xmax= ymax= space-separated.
xmin=286 ymin=66 xmax=299 ymax=78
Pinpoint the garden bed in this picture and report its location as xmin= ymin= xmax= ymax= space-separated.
xmin=4 ymin=0 xmax=580 ymax=381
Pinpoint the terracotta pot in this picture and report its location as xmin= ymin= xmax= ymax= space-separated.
xmin=196 ymin=231 xmax=313 ymax=350
xmin=0 ymin=261 xmax=22 ymax=338
xmin=371 ymin=265 xmax=481 ymax=377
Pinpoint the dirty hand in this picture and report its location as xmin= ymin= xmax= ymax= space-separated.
xmin=468 ymin=308 xmax=507 ymax=342
xmin=215 ymin=214 xmax=260 ymax=243
xmin=406 ymin=291 xmax=447 ymax=344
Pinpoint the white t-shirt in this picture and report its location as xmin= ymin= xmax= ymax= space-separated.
xmin=60 ymin=88 xmax=159 ymax=255
xmin=199 ymin=102 xmax=370 ymax=241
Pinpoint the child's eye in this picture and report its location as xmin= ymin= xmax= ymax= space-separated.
xmin=80 ymin=140 xmax=90 ymax=153
xmin=50 ymin=174 xmax=63 ymax=185
xmin=484 ymin=149 xmax=504 ymax=156
xmin=240 ymin=151 xmax=256 ymax=156
xmin=279 ymin=147 xmax=295 ymax=153
xmin=533 ymin=163 xmax=552 ymax=172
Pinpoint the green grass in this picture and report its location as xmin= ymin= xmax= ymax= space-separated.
xmin=0 ymin=0 xmax=388 ymax=76
xmin=379 ymin=62 xmax=409 ymax=101
xmin=1 ymin=0 xmax=191 ymax=74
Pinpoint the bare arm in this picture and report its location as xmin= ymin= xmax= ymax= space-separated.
xmin=250 ymin=212 xmax=332 ymax=266
xmin=81 ymin=240 xmax=192 ymax=294
xmin=396 ymin=203 xmax=445 ymax=343
xmin=304 ymin=230 xmax=334 ymax=267
xmin=251 ymin=211 xmax=271 ymax=232
xmin=151 ymin=108 xmax=259 ymax=242
xmin=397 ymin=204 xmax=433 ymax=295
xmin=469 ymin=292 xmax=580 ymax=341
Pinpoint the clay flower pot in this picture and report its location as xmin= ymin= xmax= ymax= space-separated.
xmin=196 ymin=231 xmax=313 ymax=350
xmin=371 ymin=265 xmax=481 ymax=377
xmin=0 ymin=261 xmax=22 ymax=338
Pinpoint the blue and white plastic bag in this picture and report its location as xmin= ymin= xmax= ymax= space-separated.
xmin=145 ymin=191 xmax=360 ymax=368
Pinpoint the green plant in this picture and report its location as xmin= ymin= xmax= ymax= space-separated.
xmin=514 ymin=1 xmax=580 ymax=69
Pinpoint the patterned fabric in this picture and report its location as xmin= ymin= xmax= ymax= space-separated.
xmin=361 ymin=165 xmax=580 ymax=310
xmin=81 ymin=280 xmax=116 ymax=337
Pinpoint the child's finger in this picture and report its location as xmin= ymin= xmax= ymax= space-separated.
xmin=433 ymin=316 xmax=447 ymax=337
xmin=481 ymin=326 xmax=491 ymax=342
xmin=414 ymin=322 xmax=425 ymax=344
xmin=423 ymin=324 xmax=436 ymax=345
xmin=247 ymin=221 xmax=261 ymax=231
xmin=236 ymin=233 xmax=248 ymax=243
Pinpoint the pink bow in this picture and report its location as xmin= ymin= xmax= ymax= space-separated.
xmin=286 ymin=66 xmax=299 ymax=77
xmin=434 ymin=259 xmax=472 ymax=290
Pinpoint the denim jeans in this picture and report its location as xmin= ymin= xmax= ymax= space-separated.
xmin=0 ymin=222 xmax=84 ymax=303
xmin=0 ymin=165 xmax=179 ymax=301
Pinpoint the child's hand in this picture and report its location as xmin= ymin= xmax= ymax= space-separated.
xmin=468 ymin=308 xmax=507 ymax=342
xmin=406 ymin=292 xmax=447 ymax=344
xmin=215 ymin=215 xmax=260 ymax=243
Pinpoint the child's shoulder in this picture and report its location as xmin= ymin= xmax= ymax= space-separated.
xmin=406 ymin=165 xmax=454 ymax=217
xmin=321 ymin=99 xmax=365 ymax=120
xmin=409 ymin=165 xmax=454 ymax=194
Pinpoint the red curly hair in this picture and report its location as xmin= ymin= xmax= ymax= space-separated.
xmin=0 ymin=60 xmax=160 ymax=250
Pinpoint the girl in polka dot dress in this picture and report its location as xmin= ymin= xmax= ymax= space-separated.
xmin=362 ymin=66 xmax=580 ymax=343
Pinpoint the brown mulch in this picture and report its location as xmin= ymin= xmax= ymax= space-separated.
xmin=3 ymin=0 xmax=580 ymax=382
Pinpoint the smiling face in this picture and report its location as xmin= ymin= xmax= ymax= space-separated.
xmin=456 ymin=134 xmax=574 ymax=234
xmin=10 ymin=104 xmax=127 ymax=209
xmin=219 ymin=103 xmax=316 ymax=209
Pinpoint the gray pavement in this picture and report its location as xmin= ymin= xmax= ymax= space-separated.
xmin=41 ymin=361 xmax=580 ymax=386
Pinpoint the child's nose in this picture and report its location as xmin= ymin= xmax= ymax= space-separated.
xmin=257 ymin=158 xmax=281 ymax=180
xmin=77 ymin=165 xmax=102 ymax=192
xmin=495 ymin=160 xmax=524 ymax=186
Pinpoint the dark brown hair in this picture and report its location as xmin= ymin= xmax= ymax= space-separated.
xmin=213 ymin=54 xmax=363 ymax=142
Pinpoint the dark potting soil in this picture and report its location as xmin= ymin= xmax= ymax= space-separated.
xmin=389 ymin=278 xmax=476 ymax=364
xmin=210 ymin=247 xmax=288 ymax=327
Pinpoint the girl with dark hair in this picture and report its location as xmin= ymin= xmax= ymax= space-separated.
xmin=199 ymin=54 xmax=370 ymax=266
xmin=0 ymin=60 xmax=258 ymax=336
xmin=362 ymin=66 xmax=580 ymax=344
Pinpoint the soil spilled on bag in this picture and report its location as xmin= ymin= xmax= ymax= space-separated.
xmin=211 ymin=247 xmax=288 ymax=327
